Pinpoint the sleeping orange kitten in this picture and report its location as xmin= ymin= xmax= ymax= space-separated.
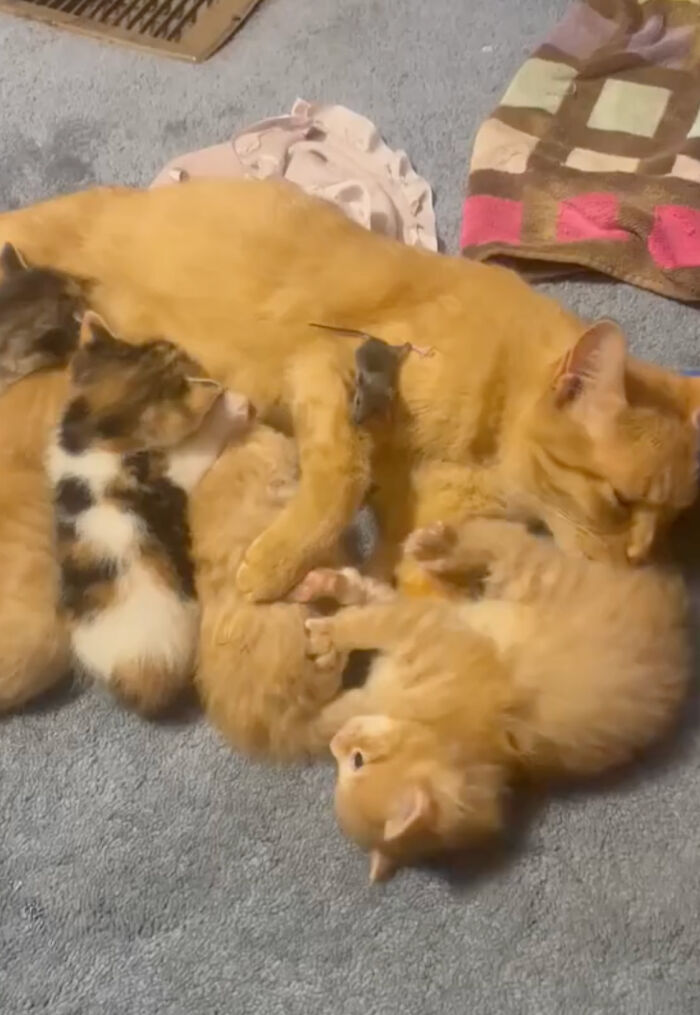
xmin=298 ymin=519 xmax=691 ymax=882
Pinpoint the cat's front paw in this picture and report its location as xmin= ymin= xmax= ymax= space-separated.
xmin=403 ymin=522 xmax=457 ymax=571
xmin=235 ymin=532 xmax=305 ymax=602
xmin=304 ymin=618 xmax=339 ymax=670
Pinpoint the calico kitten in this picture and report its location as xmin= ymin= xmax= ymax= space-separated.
xmin=48 ymin=313 xmax=251 ymax=715
xmin=0 ymin=242 xmax=83 ymax=394
xmin=297 ymin=519 xmax=690 ymax=882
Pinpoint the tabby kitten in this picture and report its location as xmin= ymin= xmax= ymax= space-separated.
xmin=298 ymin=519 xmax=690 ymax=882
xmin=48 ymin=313 xmax=251 ymax=715
xmin=0 ymin=242 xmax=83 ymax=393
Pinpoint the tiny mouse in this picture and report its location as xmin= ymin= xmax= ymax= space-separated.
xmin=308 ymin=322 xmax=434 ymax=425
xmin=352 ymin=335 xmax=410 ymax=425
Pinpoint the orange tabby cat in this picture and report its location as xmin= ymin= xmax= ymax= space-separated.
xmin=0 ymin=179 xmax=698 ymax=710
xmin=299 ymin=519 xmax=690 ymax=882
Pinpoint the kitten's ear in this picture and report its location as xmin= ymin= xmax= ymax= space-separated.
xmin=0 ymin=242 xmax=29 ymax=277
xmin=78 ymin=311 xmax=116 ymax=350
xmin=554 ymin=319 xmax=627 ymax=408
xmin=369 ymin=850 xmax=396 ymax=884
xmin=383 ymin=785 xmax=432 ymax=842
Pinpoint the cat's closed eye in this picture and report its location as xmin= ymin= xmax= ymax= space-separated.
xmin=351 ymin=750 xmax=365 ymax=771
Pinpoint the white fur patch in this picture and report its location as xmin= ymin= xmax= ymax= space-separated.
xmin=166 ymin=391 xmax=248 ymax=490
xmin=76 ymin=503 xmax=142 ymax=561
xmin=72 ymin=561 xmax=198 ymax=685
xmin=47 ymin=436 xmax=120 ymax=494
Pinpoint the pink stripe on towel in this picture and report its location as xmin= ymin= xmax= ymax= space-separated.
xmin=461 ymin=195 xmax=524 ymax=248
xmin=649 ymin=205 xmax=700 ymax=270
xmin=556 ymin=193 xmax=628 ymax=243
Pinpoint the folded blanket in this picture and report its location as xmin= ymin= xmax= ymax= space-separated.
xmin=151 ymin=99 xmax=437 ymax=252
xmin=462 ymin=0 xmax=700 ymax=301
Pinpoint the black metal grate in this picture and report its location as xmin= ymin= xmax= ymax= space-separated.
xmin=0 ymin=0 xmax=263 ymax=61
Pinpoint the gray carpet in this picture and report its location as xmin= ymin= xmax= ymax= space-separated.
xmin=1 ymin=1 xmax=699 ymax=1012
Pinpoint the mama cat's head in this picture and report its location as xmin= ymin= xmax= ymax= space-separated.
xmin=63 ymin=312 xmax=234 ymax=453
xmin=331 ymin=715 xmax=505 ymax=883
xmin=0 ymin=242 xmax=83 ymax=392
xmin=508 ymin=320 xmax=700 ymax=564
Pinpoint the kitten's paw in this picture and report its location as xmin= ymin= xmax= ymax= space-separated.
xmin=304 ymin=618 xmax=339 ymax=670
xmin=403 ymin=522 xmax=457 ymax=570
xmin=290 ymin=568 xmax=349 ymax=604
xmin=235 ymin=533 xmax=303 ymax=602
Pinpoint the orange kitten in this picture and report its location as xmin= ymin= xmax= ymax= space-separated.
xmin=192 ymin=422 xmax=357 ymax=759
xmin=301 ymin=519 xmax=690 ymax=881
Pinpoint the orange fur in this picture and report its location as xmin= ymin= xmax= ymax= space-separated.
xmin=0 ymin=180 xmax=698 ymax=712
xmin=306 ymin=519 xmax=690 ymax=880
xmin=192 ymin=422 xmax=349 ymax=759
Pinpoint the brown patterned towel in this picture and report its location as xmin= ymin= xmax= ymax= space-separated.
xmin=462 ymin=0 xmax=700 ymax=301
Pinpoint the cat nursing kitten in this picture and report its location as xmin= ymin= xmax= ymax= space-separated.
xmin=47 ymin=313 xmax=251 ymax=714
xmin=296 ymin=518 xmax=691 ymax=882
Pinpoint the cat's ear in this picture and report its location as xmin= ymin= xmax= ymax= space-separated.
xmin=369 ymin=850 xmax=396 ymax=884
xmin=383 ymin=785 xmax=432 ymax=842
xmin=368 ymin=787 xmax=432 ymax=884
xmin=553 ymin=319 xmax=627 ymax=432
xmin=78 ymin=311 xmax=116 ymax=350
xmin=0 ymin=242 xmax=29 ymax=278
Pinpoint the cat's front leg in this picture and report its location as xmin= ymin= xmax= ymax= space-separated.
xmin=236 ymin=345 xmax=372 ymax=602
xmin=305 ymin=599 xmax=442 ymax=662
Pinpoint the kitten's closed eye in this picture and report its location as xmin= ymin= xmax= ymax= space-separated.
xmin=351 ymin=750 xmax=365 ymax=770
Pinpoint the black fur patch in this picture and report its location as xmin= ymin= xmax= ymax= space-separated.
xmin=55 ymin=476 xmax=94 ymax=516
xmin=55 ymin=518 xmax=76 ymax=543
xmin=341 ymin=649 xmax=378 ymax=690
xmin=96 ymin=412 xmax=131 ymax=441
xmin=36 ymin=327 xmax=79 ymax=362
xmin=122 ymin=451 xmax=151 ymax=484
xmin=111 ymin=476 xmax=196 ymax=600
xmin=59 ymin=397 xmax=91 ymax=454
xmin=60 ymin=557 xmax=119 ymax=618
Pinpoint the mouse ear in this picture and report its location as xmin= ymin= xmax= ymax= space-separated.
xmin=0 ymin=242 xmax=29 ymax=278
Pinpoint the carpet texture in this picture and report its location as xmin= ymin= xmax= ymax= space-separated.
xmin=1 ymin=2 xmax=699 ymax=1013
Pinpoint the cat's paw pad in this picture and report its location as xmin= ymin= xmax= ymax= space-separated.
xmin=403 ymin=522 xmax=457 ymax=569
xmin=290 ymin=569 xmax=348 ymax=604
xmin=304 ymin=618 xmax=339 ymax=669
